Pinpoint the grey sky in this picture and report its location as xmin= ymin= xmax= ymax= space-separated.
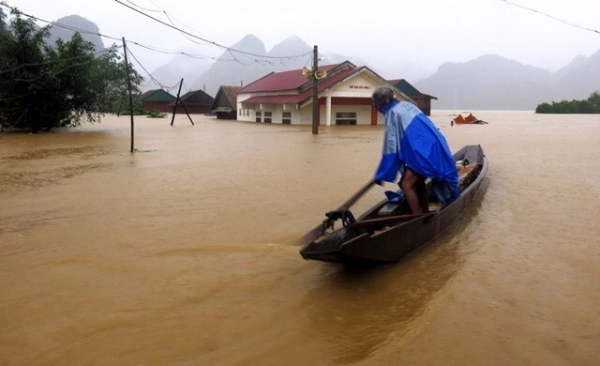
xmin=5 ymin=0 xmax=600 ymax=80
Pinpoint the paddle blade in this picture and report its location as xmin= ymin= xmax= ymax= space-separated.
xmin=295 ymin=221 xmax=326 ymax=245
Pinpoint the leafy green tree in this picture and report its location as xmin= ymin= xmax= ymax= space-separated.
xmin=588 ymin=91 xmax=600 ymax=112
xmin=0 ymin=11 xmax=52 ymax=131
xmin=535 ymin=102 xmax=552 ymax=113
xmin=536 ymin=91 xmax=600 ymax=114
xmin=0 ymin=9 xmax=143 ymax=132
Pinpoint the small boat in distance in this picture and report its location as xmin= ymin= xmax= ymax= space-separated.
xmin=300 ymin=145 xmax=489 ymax=265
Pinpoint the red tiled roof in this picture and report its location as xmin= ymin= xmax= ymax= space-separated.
xmin=238 ymin=63 xmax=348 ymax=93
xmin=242 ymin=66 xmax=359 ymax=105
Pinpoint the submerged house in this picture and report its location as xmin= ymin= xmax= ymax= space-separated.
xmin=140 ymin=89 xmax=176 ymax=113
xmin=169 ymin=89 xmax=215 ymax=115
xmin=211 ymin=85 xmax=240 ymax=120
xmin=387 ymin=79 xmax=437 ymax=116
xmin=236 ymin=61 xmax=411 ymax=126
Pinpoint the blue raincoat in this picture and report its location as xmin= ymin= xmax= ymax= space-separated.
xmin=375 ymin=100 xmax=459 ymax=205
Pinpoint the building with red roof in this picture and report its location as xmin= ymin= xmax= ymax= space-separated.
xmin=237 ymin=61 xmax=411 ymax=125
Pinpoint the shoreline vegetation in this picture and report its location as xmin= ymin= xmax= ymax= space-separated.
xmin=536 ymin=91 xmax=600 ymax=114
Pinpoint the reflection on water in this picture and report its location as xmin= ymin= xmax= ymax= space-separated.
xmin=0 ymin=163 xmax=116 ymax=193
xmin=5 ymin=145 xmax=111 ymax=160
xmin=305 ymin=182 xmax=487 ymax=363
xmin=1 ymin=113 xmax=600 ymax=365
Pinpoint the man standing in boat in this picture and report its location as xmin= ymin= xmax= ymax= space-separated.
xmin=372 ymin=86 xmax=459 ymax=213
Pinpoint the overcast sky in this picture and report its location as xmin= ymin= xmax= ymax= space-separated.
xmin=5 ymin=0 xmax=600 ymax=80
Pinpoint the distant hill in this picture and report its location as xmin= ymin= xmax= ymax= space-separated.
xmin=33 ymin=13 xmax=600 ymax=110
xmin=186 ymin=34 xmax=369 ymax=97
xmin=415 ymin=51 xmax=600 ymax=110
xmin=188 ymin=34 xmax=370 ymax=97
xmin=142 ymin=53 xmax=213 ymax=92
xmin=175 ymin=34 xmax=600 ymax=109
xmin=46 ymin=15 xmax=104 ymax=52
xmin=189 ymin=34 xmax=302 ymax=96
xmin=551 ymin=49 xmax=600 ymax=103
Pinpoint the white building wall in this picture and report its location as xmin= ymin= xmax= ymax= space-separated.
xmin=236 ymin=71 xmax=401 ymax=125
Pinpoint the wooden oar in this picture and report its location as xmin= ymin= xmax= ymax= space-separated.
xmin=296 ymin=178 xmax=377 ymax=245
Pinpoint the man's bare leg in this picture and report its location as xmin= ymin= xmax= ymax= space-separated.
xmin=400 ymin=168 xmax=423 ymax=214
xmin=416 ymin=179 xmax=429 ymax=212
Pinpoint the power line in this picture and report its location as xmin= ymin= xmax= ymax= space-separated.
xmin=125 ymin=45 xmax=173 ymax=90
xmin=501 ymin=0 xmax=600 ymax=35
xmin=113 ymin=0 xmax=312 ymax=60
xmin=0 ymin=1 xmax=312 ymax=66
xmin=124 ymin=0 xmax=215 ymax=47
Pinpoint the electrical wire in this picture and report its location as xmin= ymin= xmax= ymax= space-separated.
xmin=112 ymin=0 xmax=312 ymax=60
xmin=0 ymin=1 xmax=311 ymax=66
xmin=501 ymin=0 xmax=600 ymax=35
xmin=125 ymin=46 xmax=171 ymax=90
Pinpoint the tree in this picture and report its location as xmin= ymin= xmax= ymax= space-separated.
xmin=535 ymin=102 xmax=552 ymax=114
xmin=0 ymin=9 xmax=143 ymax=132
xmin=535 ymin=91 xmax=600 ymax=114
xmin=0 ymin=10 xmax=51 ymax=131
xmin=588 ymin=91 xmax=600 ymax=112
xmin=0 ymin=7 xmax=6 ymax=31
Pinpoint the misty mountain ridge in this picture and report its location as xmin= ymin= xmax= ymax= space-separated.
xmin=46 ymin=15 xmax=105 ymax=52
xmin=43 ymin=15 xmax=600 ymax=110
xmin=186 ymin=34 xmax=368 ymax=96
xmin=415 ymin=52 xmax=600 ymax=110
xmin=150 ymin=33 xmax=600 ymax=110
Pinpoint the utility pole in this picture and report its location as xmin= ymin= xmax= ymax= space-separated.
xmin=170 ymin=78 xmax=195 ymax=126
xmin=312 ymin=45 xmax=319 ymax=135
xmin=122 ymin=37 xmax=135 ymax=152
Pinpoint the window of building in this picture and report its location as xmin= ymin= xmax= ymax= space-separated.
xmin=264 ymin=111 xmax=272 ymax=123
xmin=282 ymin=111 xmax=291 ymax=124
xmin=256 ymin=111 xmax=262 ymax=123
xmin=335 ymin=112 xmax=357 ymax=125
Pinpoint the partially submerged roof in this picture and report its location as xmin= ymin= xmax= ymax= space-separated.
xmin=239 ymin=61 xmax=356 ymax=94
xmin=453 ymin=113 xmax=486 ymax=124
xmin=140 ymin=89 xmax=176 ymax=102
xmin=170 ymin=89 xmax=214 ymax=106
xmin=211 ymin=85 xmax=241 ymax=111
xmin=220 ymin=85 xmax=240 ymax=107
xmin=453 ymin=114 xmax=466 ymax=124
xmin=240 ymin=61 xmax=410 ymax=107
xmin=388 ymin=79 xmax=437 ymax=100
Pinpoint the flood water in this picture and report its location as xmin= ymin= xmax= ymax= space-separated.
xmin=1 ymin=111 xmax=599 ymax=365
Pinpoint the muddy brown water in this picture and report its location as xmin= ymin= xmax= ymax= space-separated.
xmin=1 ymin=111 xmax=599 ymax=365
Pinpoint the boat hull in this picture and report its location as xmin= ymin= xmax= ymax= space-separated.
xmin=300 ymin=145 xmax=489 ymax=265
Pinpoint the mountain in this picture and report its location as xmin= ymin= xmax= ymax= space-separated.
xmin=182 ymin=34 xmax=599 ymax=109
xmin=37 ymin=12 xmax=600 ymax=109
xmin=550 ymin=49 xmax=600 ymax=103
xmin=187 ymin=35 xmax=368 ymax=96
xmin=46 ymin=15 xmax=104 ymax=52
xmin=140 ymin=52 xmax=213 ymax=92
xmin=415 ymin=51 xmax=600 ymax=110
xmin=189 ymin=34 xmax=310 ymax=96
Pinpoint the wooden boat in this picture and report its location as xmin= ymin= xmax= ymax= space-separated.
xmin=300 ymin=144 xmax=489 ymax=265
